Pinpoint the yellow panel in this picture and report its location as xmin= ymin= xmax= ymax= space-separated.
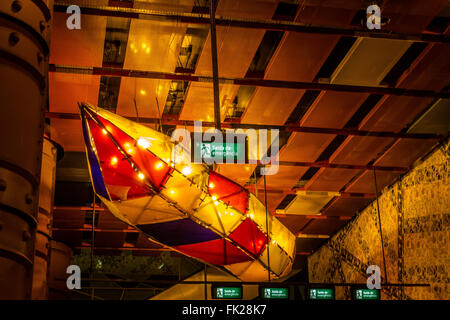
xmin=114 ymin=195 xmax=184 ymax=225
xmin=193 ymin=196 xmax=245 ymax=235
xmin=257 ymin=242 xmax=291 ymax=277
xmin=270 ymin=219 xmax=297 ymax=260
xmin=248 ymin=193 xmax=273 ymax=236
xmin=160 ymin=170 xmax=204 ymax=213
xmin=235 ymin=260 xmax=272 ymax=282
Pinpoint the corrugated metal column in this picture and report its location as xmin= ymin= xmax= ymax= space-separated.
xmin=32 ymin=137 xmax=61 ymax=299
xmin=0 ymin=0 xmax=53 ymax=299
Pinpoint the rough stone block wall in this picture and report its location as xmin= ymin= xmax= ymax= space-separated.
xmin=308 ymin=141 xmax=449 ymax=300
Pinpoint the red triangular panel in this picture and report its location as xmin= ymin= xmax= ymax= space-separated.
xmin=175 ymin=238 xmax=252 ymax=265
xmin=94 ymin=113 xmax=172 ymax=191
xmin=86 ymin=115 xmax=150 ymax=200
xmin=228 ymin=218 xmax=267 ymax=258
xmin=208 ymin=171 xmax=249 ymax=214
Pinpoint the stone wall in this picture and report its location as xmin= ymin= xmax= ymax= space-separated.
xmin=308 ymin=141 xmax=449 ymax=300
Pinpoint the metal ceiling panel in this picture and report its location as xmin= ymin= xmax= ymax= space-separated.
xmin=300 ymin=218 xmax=347 ymax=235
xmin=49 ymin=11 xmax=107 ymax=66
xmin=258 ymin=166 xmax=308 ymax=190
xmin=277 ymin=216 xmax=310 ymax=235
xmin=408 ymin=98 xmax=450 ymax=135
xmin=322 ymin=197 xmax=373 ymax=216
xmin=295 ymin=238 xmax=328 ymax=253
xmin=116 ymin=78 xmax=172 ymax=118
xmin=49 ymin=73 xmax=101 ymax=113
xmin=179 ymin=82 xmax=239 ymax=121
xmin=241 ymin=2 xmax=360 ymax=125
xmin=179 ymin=0 xmax=277 ymax=121
xmin=195 ymin=0 xmax=278 ymax=77
xmin=330 ymin=136 xmax=395 ymax=165
xmin=257 ymin=192 xmax=285 ymax=213
xmin=280 ymin=133 xmax=335 ymax=162
xmin=216 ymin=164 xmax=256 ymax=186
xmin=382 ymin=0 xmax=447 ymax=33
xmin=123 ymin=20 xmax=186 ymax=71
xmin=300 ymin=91 xmax=369 ymax=128
xmin=330 ymin=38 xmax=412 ymax=86
xmin=50 ymin=119 xmax=85 ymax=152
xmin=305 ymin=168 xmax=361 ymax=192
xmin=281 ymin=191 xmax=338 ymax=216
xmin=360 ymin=44 xmax=450 ymax=132
xmin=345 ymin=170 xmax=399 ymax=194
xmin=374 ymin=139 xmax=437 ymax=168
xmin=133 ymin=0 xmax=194 ymax=12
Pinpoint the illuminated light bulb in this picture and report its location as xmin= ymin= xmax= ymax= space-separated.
xmin=137 ymin=137 xmax=151 ymax=149
xmin=250 ymin=213 xmax=254 ymax=219
xmin=272 ymin=240 xmax=276 ymax=245
xmin=130 ymin=43 xmax=135 ymax=49
xmin=209 ymin=183 xmax=214 ymax=189
xmin=218 ymin=212 xmax=221 ymax=217
xmin=146 ymin=47 xmax=150 ymax=54
xmin=140 ymin=89 xmax=146 ymax=96
xmin=110 ymin=157 xmax=118 ymax=166
xmin=214 ymin=201 xmax=219 ymax=206
xmin=169 ymin=189 xmax=175 ymax=195
xmin=230 ymin=212 xmax=233 ymax=216
xmin=142 ymin=43 xmax=147 ymax=49
xmin=211 ymin=195 xmax=217 ymax=201
xmin=154 ymin=161 xmax=164 ymax=170
xmin=102 ymin=129 xmax=107 ymax=135
xmin=127 ymin=148 xmax=134 ymax=154
xmin=181 ymin=166 xmax=192 ymax=176
xmin=138 ymin=172 xmax=145 ymax=180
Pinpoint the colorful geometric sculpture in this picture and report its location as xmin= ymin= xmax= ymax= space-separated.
xmin=79 ymin=102 xmax=296 ymax=281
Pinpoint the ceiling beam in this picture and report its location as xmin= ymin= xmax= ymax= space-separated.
xmin=45 ymin=111 xmax=443 ymax=140
xmin=52 ymin=3 xmax=450 ymax=44
xmin=49 ymin=64 xmax=450 ymax=99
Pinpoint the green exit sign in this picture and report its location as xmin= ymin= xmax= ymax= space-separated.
xmin=213 ymin=286 xmax=242 ymax=299
xmin=309 ymin=288 xmax=335 ymax=300
xmin=262 ymin=287 xmax=289 ymax=299
xmin=354 ymin=289 xmax=380 ymax=300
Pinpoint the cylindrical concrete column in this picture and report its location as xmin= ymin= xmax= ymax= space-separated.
xmin=0 ymin=0 xmax=53 ymax=299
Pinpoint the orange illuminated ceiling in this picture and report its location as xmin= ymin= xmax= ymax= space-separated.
xmin=48 ymin=0 xmax=449 ymax=257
